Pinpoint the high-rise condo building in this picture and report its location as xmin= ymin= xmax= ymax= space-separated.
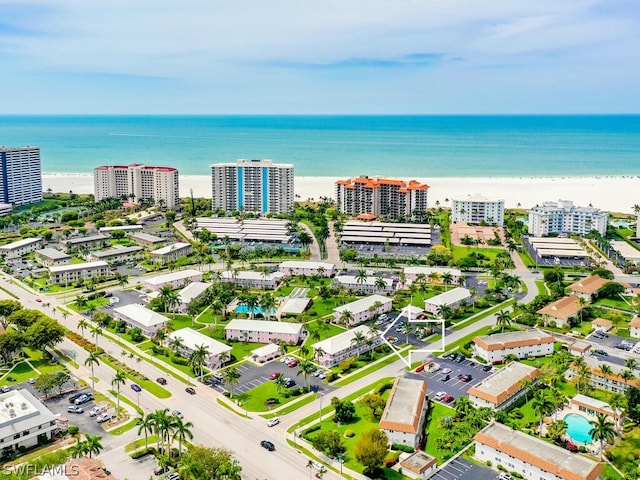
xmin=335 ymin=176 xmax=429 ymax=220
xmin=94 ymin=164 xmax=180 ymax=209
xmin=210 ymin=159 xmax=294 ymax=214
xmin=0 ymin=146 xmax=43 ymax=206
xmin=528 ymin=200 xmax=607 ymax=237
xmin=451 ymin=194 xmax=505 ymax=226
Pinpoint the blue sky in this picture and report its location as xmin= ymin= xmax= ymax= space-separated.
xmin=0 ymin=0 xmax=638 ymax=114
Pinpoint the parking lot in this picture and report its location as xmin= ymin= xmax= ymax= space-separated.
xmin=406 ymin=355 xmax=495 ymax=404
xmin=210 ymin=359 xmax=337 ymax=397
xmin=432 ymin=458 xmax=498 ymax=480
xmin=43 ymin=391 xmax=110 ymax=436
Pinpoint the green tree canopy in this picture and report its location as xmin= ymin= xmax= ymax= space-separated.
xmin=25 ymin=317 xmax=66 ymax=352
xmin=354 ymin=429 xmax=388 ymax=476
xmin=178 ymin=445 xmax=242 ymax=480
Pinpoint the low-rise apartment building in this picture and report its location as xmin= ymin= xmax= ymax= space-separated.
xmin=0 ymin=389 xmax=60 ymax=453
xmin=98 ymin=225 xmax=144 ymax=235
xmin=568 ymin=274 xmax=609 ymax=300
xmin=311 ymin=325 xmax=381 ymax=367
xmin=379 ymin=378 xmax=429 ymax=448
xmin=149 ymin=242 xmax=192 ymax=264
xmin=177 ymin=282 xmax=210 ymax=313
xmin=424 ymin=287 xmax=471 ymax=316
xmin=403 ymin=266 xmax=462 ymax=285
xmin=220 ymin=270 xmax=283 ymax=289
xmin=167 ymin=328 xmax=232 ymax=370
xmin=224 ymin=319 xmax=305 ymax=345
xmin=113 ymin=304 xmax=169 ymax=337
xmin=332 ymin=295 xmax=393 ymax=326
xmin=591 ymin=317 xmax=613 ymax=332
xmin=0 ymin=237 xmax=43 ymax=259
xmin=474 ymin=422 xmax=602 ymax=480
xmin=332 ymin=275 xmax=395 ymax=295
xmin=87 ymin=246 xmax=144 ymax=264
xmin=630 ymin=317 xmax=640 ymax=339
xmin=142 ymin=269 xmax=203 ymax=292
xmin=567 ymin=364 xmax=640 ymax=394
xmin=34 ymin=248 xmax=71 ymax=267
xmin=48 ymin=261 xmax=110 ymax=285
xmin=33 ymin=457 xmax=116 ymax=480
xmin=468 ymin=362 xmax=538 ymax=411
xmin=537 ymin=295 xmax=582 ymax=327
xmin=279 ymin=261 xmax=336 ymax=277
xmin=472 ymin=329 xmax=555 ymax=364
xmin=570 ymin=394 xmax=621 ymax=423
xmin=130 ymin=232 xmax=166 ymax=249
xmin=568 ymin=340 xmax=592 ymax=357
xmin=62 ymin=235 xmax=110 ymax=254
xmin=399 ymin=451 xmax=438 ymax=480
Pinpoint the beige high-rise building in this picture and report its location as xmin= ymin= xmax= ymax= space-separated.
xmin=94 ymin=163 xmax=179 ymax=209
xmin=335 ymin=176 xmax=429 ymax=220
xmin=210 ymin=159 xmax=294 ymax=214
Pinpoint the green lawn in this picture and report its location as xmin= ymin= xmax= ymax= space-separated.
xmin=143 ymin=347 xmax=198 ymax=377
xmin=0 ymin=361 xmax=37 ymax=385
xmin=607 ymin=427 xmax=640 ymax=475
xmin=195 ymin=306 xmax=223 ymax=324
xmin=451 ymin=244 xmax=505 ymax=262
xmin=423 ymin=403 xmax=457 ymax=461
xmin=304 ymin=320 xmax=346 ymax=342
xmin=235 ymin=380 xmax=310 ymax=412
xmin=167 ymin=313 xmax=205 ymax=331
xmin=198 ymin=324 xmax=264 ymax=362
xmin=307 ymin=296 xmax=357 ymax=318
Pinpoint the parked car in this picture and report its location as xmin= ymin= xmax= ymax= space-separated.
xmin=455 ymin=354 xmax=465 ymax=363
xmin=283 ymin=378 xmax=296 ymax=388
xmin=482 ymin=365 xmax=492 ymax=372
xmin=0 ymin=386 xmax=11 ymax=393
xmin=166 ymin=473 xmax=179 ymax=480
xmin=28 ymin=378 xmax=37 ymax=384
xmin=153 ymin=466 xmax=169 ymax=476
xmin=67 ymin=405 xmax=84 ymax=414
xmin=97 ymin=411 xmax=113 ymax=423
xmin=89 ymin=405 xmax=108 ymax=417
xmin=267 ymin=417 xmax=280 ymax=427
xmin=260 ymin=440 xmax=275 ymax=451
xmin=433 ymin=391 xmax=446 ymax=401
xmin=156 ymin=377 xmax=167 ymax=385
xmin=460 ymin=374 xmax=472 ymax=382
xmin=185 ymin=387 xmax=196 ymax=395
xmin=440 ymin=374 xmax=450 ymax=382
xmin=443 ymin=394 xmax=454 ymax=403
xmin=212 ymin=372 xmax=224 ymax=381
xmin=69 ymin=391 xmax=87 ymax=403
xmin=441 ymin=368 xmax=452 ymax=375
xmin=269 ymin=372 xmax=281 ymax=380
xmin=75 ymin=393 xmax=94 ymax=405
xmin=318 ymin=371 xmax=327 ymax=380
xmin=287 ymin=360 xmax=299 ymax=368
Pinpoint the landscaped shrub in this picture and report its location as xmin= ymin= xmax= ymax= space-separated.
xmin=171 ymin=356 xmax=189 ymax=366
xmin=383 ymin=458 xmax=397 ymax=468
xmin=344 ymin=430 xmax=355 ymax=438
xmin=290 ymin=388 xmax=302 ymax=397
xmin=325 ymin=371 xmax=337 ymax=382
xmin=578 ymin=446 xmax=587 ymax=453
xmin=510 ymin=409 xmax=524 ymax=419
xmin=68 ymin=426 xmax=79 ymax=436
xmin=374 ymin=382 xmax=393 ymax=395
xmin=391 ymin=444 xmax=414 ymax=453
xmin=130 ymin=447 xmax=156 ymax=459
xmin=485 ymin=461 xmax=492 ymax=467
xmin=497 ymin=464 xmax=505 ymax=471
xmin=510 ymin=472 xmax=523 ymax=479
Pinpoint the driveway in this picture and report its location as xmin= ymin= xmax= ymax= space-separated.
xmin=433 ymin=457 xmax=498 ymax=480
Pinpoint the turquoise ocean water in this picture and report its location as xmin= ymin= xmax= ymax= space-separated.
xmin=1 ymin=115 xmax=639 ymax=177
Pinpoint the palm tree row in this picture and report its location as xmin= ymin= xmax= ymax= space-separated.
xmin=136 ymin=408 xmax=194 ymax=457
xmin=70 ymin=434 xmax=104 ymax=459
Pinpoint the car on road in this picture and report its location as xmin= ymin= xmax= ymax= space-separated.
xmin=441 ymin=368 xmax=452 ymax=375
xmin=185 ymin=387 xmax=196 ymax=395
xmin=269 ymin=372 xmax=281 ymax=380
xmin=67 ymin=405 xmax=84 ymax=414
xmin=443 ymin=394 xmax=454 ymax=403
xmin=260 ymin=440 xmax=275 ymax=451
xmin=593 ymin=349 xmax=608 ymax=356
xmin=172 ymin=410 xmax=183 ymax=419
xmin=482 ymin=365 xmax=492 ymax=372
xmin=156 ymin=377 xmax=167 ymax=385
xmin=267 ymin=417 xmax=280 ymax=427
xmin=318 ymin=371 xmax=327 ymax=379
xmin=433 ymin=391 xmax=446 ymax=401
xmin=312 ymin=461 xmax=323 ymax=471
xmin=131 ymin=383 xmax=142 ymax=392
xmin=35 ymin=298 xmax=42 ymax=303
xmin=0 ymin=386 xmax=11 ymax=393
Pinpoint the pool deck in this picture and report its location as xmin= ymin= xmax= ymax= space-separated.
xmin=547 ymin=405 xmax=600 ymax=454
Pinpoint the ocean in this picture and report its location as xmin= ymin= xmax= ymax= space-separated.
xmin=1 ymin=115 xmax=639 ymax=177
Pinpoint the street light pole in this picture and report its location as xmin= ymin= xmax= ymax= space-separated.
xmin=318 ymin=393 xmax=324 ymax=422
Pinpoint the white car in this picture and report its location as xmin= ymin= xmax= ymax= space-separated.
xmin=441 ymin=368 xmax=452 ymax=375
xmin=1 ymin=386 xmax=11 ymax=393
xmin=89 ymin=405 xmax=108 ymax=417
xmin=433 ymin=391 xmax=446 ymax=401
xmin=96 ymin=411 xmax=113 ymax=423
xmin=267 ymin=417 xmax=280 ymax=427
xmin=172 ymin=410 xmax=183 ymax=419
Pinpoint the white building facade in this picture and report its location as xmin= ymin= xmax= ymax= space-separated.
xmin=528 ymin=200 xmax=608 ymax=237
xmin=48 ymin=261 xmax=110 ymax=285
xmin=211 ymin=159 xmax=294 ymax=215
xmin=167 ymin=328 xmax=231 ymax=370
xmin=333 ymin=295 xmax=393 ymax=326
xmin=451 ymin=194 xmax=505 ymax=226
xmin=311 ymin=325 xmax=382 ymax=367
xmin=0 ymin=146 xmax=43 ymax=206
xmin=472 ymin=329 xmax=555 ymax=364
xmin=0 ymin=237 xmax=43 ymax=259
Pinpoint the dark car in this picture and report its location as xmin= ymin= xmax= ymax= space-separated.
xmin=440 ymin=374 xmax=450 ymax=382
xmin=593 ymin=350 xmax=608 ymax=356
xmin=185 ymin=387 xmax=196 ymax=395
xmin=69 ymin=391 xmax=87 ymax=403
xmin=460 ymin=374 xmax=472 ymax=382
xmin=455 ymin=354 xmax=465 ymax=363
xmin=260 ymin=440 xmax=275 ymax=451
xmin=443 ymin=394 xmax=454 ymax=403
xmin=153 ymin=466 xmax=169 ymax=476
xmin=131 ymin=383 xmax=142 ymax=392
xmin=156 ymin=377 xmax=167 ymax=385
xmin=482 ymin=365 xmax=492 ymax=372
xmin=284 ymin=378 xmax=296 ymax=388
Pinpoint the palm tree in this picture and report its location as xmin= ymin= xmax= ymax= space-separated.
xmin=84 ymin=352 xmax=100 ymax=394
xmin=338 ymin=310 xmax=354 ymax=327
xmin=495 ymin=309 xmax=512 ymax=333
xmin=620 ymin=369 xmax=636 ymax=386
xmin=84 ymin=434 xmax=104 ymax=458
xmin=531 ymin=389 xmax=554 ymax=437
xmin=69 ymin=438 xmax=87 ymax=459
xmin=90 ymin=325 xmax=103 ymax=348
xmin=625 ymin=358 xmax=638 ymax=371
xmin=297 ymin=360 xmax=315 ymax=389
xmin=189 ymin=344 xmax=210 ymax=381
xmin=136 ymin=413 xmax=155 ymax=450
xmin=599 ymin=364 xmax=613 ymax=376
xmin=172 ymin=416 xmax=194 ymax=456
xmin=608 ymin=392 xmax=626 ymax=433
xmin=577 ymin=297 xmax=589 ymax=323
xmin=151 ymin=408 xmax=174 ymax=454
xmin=453 ymin=396 xmax=472 ymax=419
xmin=355 ymin=269 xmax=367 ymax=286
xmin=260 ymin=294 xmax=276 ymax=321
xmin=158 ymin=285 xmax=175 ymax=315
xmin=589 ymin=413 xmax=616 ymax=460
xmin=520 ymin=378 xmax=534 ymax=403
xmin=313 ymin=346 xmax=326 ymax=364
xmin=442 ymin=272 xmax=453 ymax=291
xmin=170 ymin=336 xmax=184 ymax=356
xmin=374 ymin=276 xmax=387 ymax=292
xmin=111 ymin=371 xmax=127 ymax=419
xmin=306 ymin=460 xmax=314 ymax=480
xmin=350 ymin=330 xmax=366 ymax=352
xmin=274 ymin=373 xmax=286 ymax=394
xmin=78 ymin=319 xmax=89 ymax=339
xmin=223 ymin=366 xmax=241 ymax=398
xmin=547 ymin=419 xmax=568 ymax=444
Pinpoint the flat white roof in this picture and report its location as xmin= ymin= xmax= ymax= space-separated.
xmin=251 ymin=343 xmax=281 ymax=357
xmin=334 ymin=276 xmax=394 ymax=287
xmin=334 ymin=294 xmax=393 ymax=315
xmin=35 ymin=248 xmax=70 ymax=260
xmin=0 ymin=237 xmax=42 ymax=250
xmin=280 ymin=297 xmax=312 ymax=314
xmin=221 ymin=270 xmax=283 ymax=282
xmin=130 ymin=232 xmax=165 ymax=243
xmin=404 ymin=266 xmax=461 ymax=276
xmin=167 ymin=328 xmax=231 ymax=356
xmin=114 ymin=304 xmax=169 ymax=327
xmin=425 ymin=287 xmax=471 ymax=306
xmin=90 ymin=246 xmax=143 ymax=258
xmin=0 ymin=389 xmax=58 ymax=436
xmin=144 ymin=269 xmax=202 ymax=286
xmin=150 ymin=243 xmax=192 ymax=255
xmin=312 ymin=325 xmax=373 ymax=355
xmin=571 ymin=394 xmax=616 ymax=416
xmin=611 ymin=240 xmax=640 ymax=260
xmin=279 ymin=261 xmax=335 ymax=270
xmin=453 ymin=194 xmax=504 ymax=203
xmin=225 ymin=319 xmax=303 ymax=335
xmin=99 ymin=225 xmax=143 ymax=232
xmin=340 ymin=235 xmax=400 ymax=244
xmin=49 ymin=261 xmax=109 ymax=273
xmin=399 ymin=305 xmax=424 ymax=319
xmin=178 ymin=282 xmax=210 ymax=304
xmin=469 ymin=362 xmax=537 ymax=400
xmin=64 ymin=234 xmax=109 ymax=244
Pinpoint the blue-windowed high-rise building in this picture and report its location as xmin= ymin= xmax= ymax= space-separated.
xmin=211 ymin=159 xmax=294 ymax=215
xmin=0 ymin=146 xmax=43 ymax=206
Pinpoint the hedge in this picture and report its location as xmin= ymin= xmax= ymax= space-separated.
xmin=130 ymin=447 xmax=156 ymax=459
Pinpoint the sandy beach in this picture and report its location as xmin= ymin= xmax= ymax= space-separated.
xmin=42 ymin=173 xmax=639 ymax=214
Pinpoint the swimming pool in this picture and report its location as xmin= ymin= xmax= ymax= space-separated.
xmin=235 ymin=305 xmax=275 ymax=315
xmin=564 ymin=413 xmax=593 ymax=443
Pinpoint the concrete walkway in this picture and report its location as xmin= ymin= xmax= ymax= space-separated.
xmin=298 ymin=222 xmax=322 ymax=261
xmin=325 ymin=221 xmax=341 ymax=265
